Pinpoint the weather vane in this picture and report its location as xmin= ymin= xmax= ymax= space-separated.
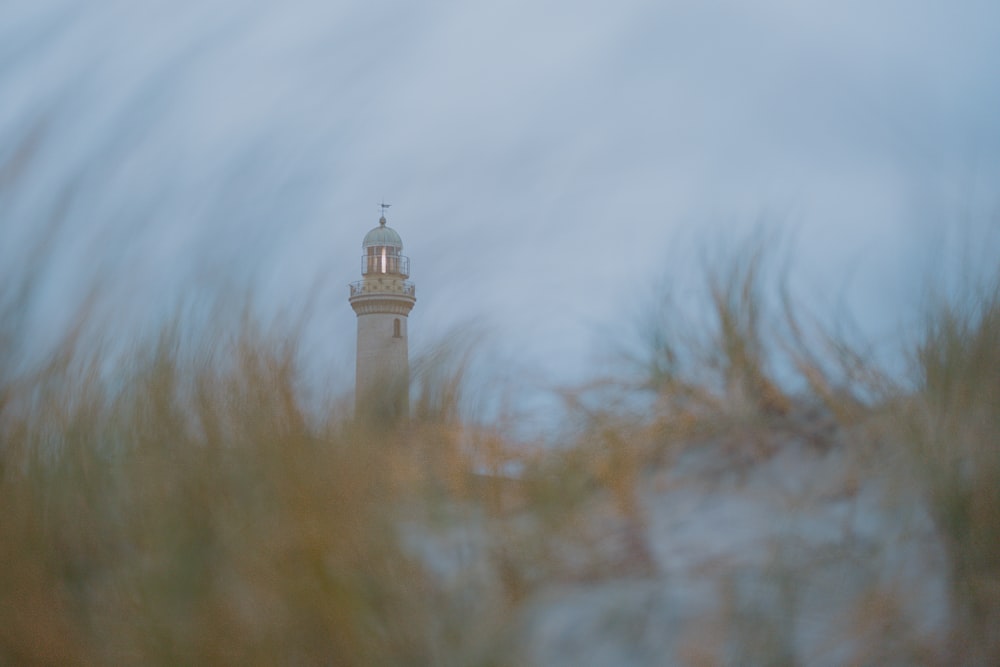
xmin=379 ymin=199 xmax=391 ymax=218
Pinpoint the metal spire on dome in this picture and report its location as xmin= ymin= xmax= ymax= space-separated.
xmin=379 ymin=199 xmax=391 ymax=224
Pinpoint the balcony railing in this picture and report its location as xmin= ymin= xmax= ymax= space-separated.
xmin=350 ymin=280 xmax=416 ymax=298
xmin=361 ymin=254 xmax=410 ymax=277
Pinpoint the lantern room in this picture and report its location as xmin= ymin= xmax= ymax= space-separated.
xmin=362 ymin=216 xmax=410 ymax=277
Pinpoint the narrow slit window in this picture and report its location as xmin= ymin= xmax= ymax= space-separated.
xmin=393 ymin=318 xmax=401 ymax=338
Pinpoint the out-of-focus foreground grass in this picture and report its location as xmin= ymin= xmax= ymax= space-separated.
xmin=1 ymin=249 xmax=998 ymax=665
xmin=0 ymin=315 xmax=452 ymax=665
xmin=901 ymin=281 xmax=1000 ymax=662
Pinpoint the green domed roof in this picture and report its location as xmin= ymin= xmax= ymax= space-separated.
xmin=362 ymin=217 xmax=403 ymax=248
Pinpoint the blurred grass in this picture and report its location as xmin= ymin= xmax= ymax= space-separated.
xmin=0 ymin=314 xmax=444 ymax=665
xmin=1 ymin=235 xmax=998 ymax=665
xmin=898 ymin=279 xmax=1000 ymax=663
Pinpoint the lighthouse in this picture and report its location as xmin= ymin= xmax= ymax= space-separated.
xmin=349 ymin=207 xmax=416 ymax=420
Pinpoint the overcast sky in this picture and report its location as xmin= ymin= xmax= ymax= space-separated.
xmin=2 ymin=0 xmax=999 ymax=408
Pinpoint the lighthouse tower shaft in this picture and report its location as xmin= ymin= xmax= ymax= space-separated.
xmin=349 ymin=215 xmax=415 ymax=420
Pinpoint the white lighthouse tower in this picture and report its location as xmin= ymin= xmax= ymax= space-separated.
xmin=349 ymin=206 xmax=416 ymax=419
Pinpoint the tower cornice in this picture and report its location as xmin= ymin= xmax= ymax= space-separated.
xmin=349 ymin=293 xmax=416 ymax=316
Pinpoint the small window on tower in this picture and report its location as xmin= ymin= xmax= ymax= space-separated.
xmin=393 ymin=318 xmax=401 ymax=338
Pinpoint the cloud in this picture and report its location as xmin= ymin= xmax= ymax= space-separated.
xmin=1 ymin=0 xmax=998 ymax=393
